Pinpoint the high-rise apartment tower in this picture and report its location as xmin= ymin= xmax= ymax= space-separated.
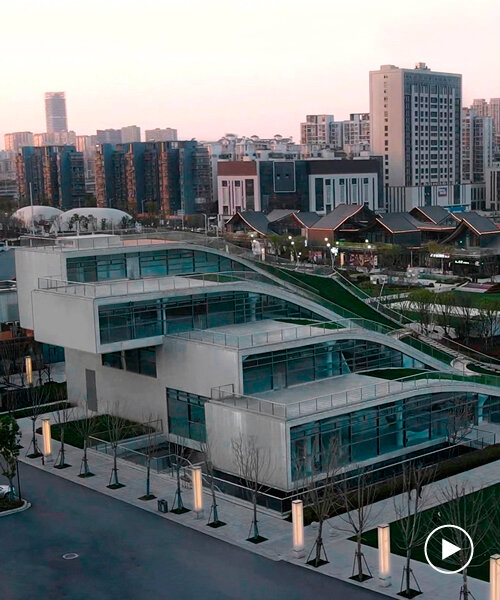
xmin=45 ymin=92 xmax=68 ymax=133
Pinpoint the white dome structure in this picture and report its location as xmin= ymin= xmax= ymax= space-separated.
xmin=53 ymin=207 xmax=134 ymax=233
xmin=12 ymin=205 xmax=63 ymax=227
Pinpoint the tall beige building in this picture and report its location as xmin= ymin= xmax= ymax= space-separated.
xmin=4 ymin=131 xmax=34 ymax=153
xmin=370 ymin=63 xmax=462 ymax=189
xmin=121 ymin=125 xmax=141 ymax=143
xmin=144 ymin=127 xmax=178 ymax=142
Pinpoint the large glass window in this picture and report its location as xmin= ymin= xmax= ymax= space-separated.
xmin=243 ymin=339 xmax=408 ymax=394
xmin=99 ymin=291 xmax=319 ymax=344
xmin=166 ymin=388 xmax=207 ymax=442
xmin=67 ymin=255 xmax=126 ymax=283
xmin=290 ymin=392 xmax=479 ymax=480
xmin=102 ymin=346 xmax=157 ymax=377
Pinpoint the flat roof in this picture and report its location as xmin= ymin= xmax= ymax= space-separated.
xmin=170 ymin=319 xmax=350 ymax=349
xmin=255 ymin=373 xmax=382 ymax=407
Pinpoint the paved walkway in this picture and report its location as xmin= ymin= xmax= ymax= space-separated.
xmin=16 ymin=411 xmax=499 ymax=600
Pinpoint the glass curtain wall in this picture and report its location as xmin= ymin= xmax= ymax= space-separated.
xmin=102 ymin=346 xmax=157 ymax=377
xmin=290 ymin=392 xmax=478 ymax=480
xmin=243 ymin=339 xmax=409 ymax=394
xmin=99 ymin=291 xmax=321 ymax=344
xmin=67 ymin=249 xmax=249 ymax=282
xmin=166 ymin=387 xmax=207 ymax=442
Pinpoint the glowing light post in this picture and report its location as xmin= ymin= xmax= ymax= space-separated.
xmin=378 ymin=524 xmax=391 ymax=587
xmin=25 ymin=356 xmax=42 ymax=459
xmin=292 ymin=500 xmax=305 ymax=558
xmin=192 ymin=466 xmax=203 ymax=519
xmin=42 ymin=417 xmax=53 ymax=463
xmin=491 ymin=555 xmax=500 ymax=600
xmin=25 ymin=355 xmax=33 ymax=387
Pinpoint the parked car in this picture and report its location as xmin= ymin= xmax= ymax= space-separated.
xmin=0 ymin=484 xmax=15 ymax=499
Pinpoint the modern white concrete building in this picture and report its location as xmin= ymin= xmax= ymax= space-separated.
xmin=15 ymin=234 xmax=500 ymax=493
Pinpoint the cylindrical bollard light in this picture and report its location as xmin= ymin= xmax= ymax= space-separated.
xmin=42 ymin=417 xmax=53 ymax=462
xmin=378 ymin=524 xmax=391 ymax=587
xmin=192 ymin=466 xmax=203 ymax=518
xmin=292 ymin=499 xmax=305 ymax=558
xmin=25 ymin=356 xmax=33 ymax=386
xmin=491 ymin=554 xmax=500 ymax=600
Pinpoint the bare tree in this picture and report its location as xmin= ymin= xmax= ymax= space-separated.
xmin=336 ymin=466 xmax=377 ymax=581
xmin=437 ymin=484 xmax=496 ymax=600
xmin=201 ymin=440 xmax=225 ymax=527
xmin=446 ymin=401 xmax=474 ymax=450
xmin=232 ymin=433 xmax=273 ymax=543
xmin=476 ymin=298 xmax=500 ymax=352
xmin=169 ymin=435 xmax=191 ymax=514
xmin=73 ymin=402 xmax=99 ymax=478
xmin=393 ymin=461 xmax=435 ymax=598
xmin=436 ymin=292 xmax=456 ymax=338
xmin=299 ymin=439 xmax=341 ymax=567
xmin=53 ymin=405 xmax=74 ymax=469
xmin=455 ymin=296 xmax=476 ymax=345
xmin=138 ymin=414 xmax=160 ymax=501
xmin=104 ymin=408 xmax=129 ymax=489
xmin=26 ymin=385 xmax=47 ymax=458
xmin=407 ymin=289 xmax=436 ymax=336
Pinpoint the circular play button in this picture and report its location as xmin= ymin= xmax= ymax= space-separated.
xmin=424 ymin=525 xmax=474 ymax=574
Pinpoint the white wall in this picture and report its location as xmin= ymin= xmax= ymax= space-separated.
xmin=66 ymin=337 xmax=241 ymax=440
xmin=15 ymin=248 xmax=65 ymax=330
xmin=205 ymin=402 xmax=289 ymax=490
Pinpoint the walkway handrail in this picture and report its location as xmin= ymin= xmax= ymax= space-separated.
xmin=212 ymin=371 xmax=500 ymax=421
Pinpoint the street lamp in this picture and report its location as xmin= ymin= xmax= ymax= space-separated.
xmin=42 ymin=417 xmax=53 ymax=463
xmin=491 ymin=555 xmax=500 ymax=600
xmin=192 ymin=466 xmax=203 ymax=518
xmin=292 ymin=500 xmax=305 ymax=558
xmin=378 ymin=524 xmax=391 ymax=587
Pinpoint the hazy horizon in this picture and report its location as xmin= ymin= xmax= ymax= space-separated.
xmin=2 ymin=0 xmax=500 ymax=148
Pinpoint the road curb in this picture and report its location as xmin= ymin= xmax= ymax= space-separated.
xmin=0 ymin=499 xmax=31 ymax=518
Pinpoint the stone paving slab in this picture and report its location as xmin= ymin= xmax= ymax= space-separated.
xmin=15 ymin=412 xmax=498 ymax=600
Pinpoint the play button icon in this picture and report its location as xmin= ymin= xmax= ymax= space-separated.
xmin=424 ymin=525 xmax=474 ymax=574
xmin=442 ymin=539 xmax=461 ymax=561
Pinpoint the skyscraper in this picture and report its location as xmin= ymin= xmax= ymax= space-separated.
xmin=370 ymin=63 xmax=462 ymax=190
xmin=45 ymin=92 xmax=68 ymax=133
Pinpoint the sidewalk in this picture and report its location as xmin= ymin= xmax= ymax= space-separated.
xmin=16 ymin=411 xmax=496 ymax=600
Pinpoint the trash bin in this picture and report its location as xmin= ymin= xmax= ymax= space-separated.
xmin=157 ymin=499 xmax=168 ymax=513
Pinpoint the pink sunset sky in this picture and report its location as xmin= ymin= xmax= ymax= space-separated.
xmin=1 ymin=0 xmax=499 ymax=147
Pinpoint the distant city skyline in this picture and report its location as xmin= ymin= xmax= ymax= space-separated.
xmin=1 ymin=0 xmax=500 ymax=147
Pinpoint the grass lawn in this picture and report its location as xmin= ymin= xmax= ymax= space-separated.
xmin=41 ymin=415 xmax=152 ymax=449
xmin=362 ymin=484 xmax=500 ymax=582
xmin=467 ymin=363 xmax=500 ymax=377
xmin=453 ymin=290 xmax=500 ymax=307
xmin=359 ymin=368 xmax=429 ymax=380
xmin=277 ymin=269 xmax=398 ymax=329
xmin=7 ymin=401 xmax=71 ymax=419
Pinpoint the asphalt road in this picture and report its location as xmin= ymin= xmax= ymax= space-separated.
xmin=0 ymin=464 xmax=387 ymax=600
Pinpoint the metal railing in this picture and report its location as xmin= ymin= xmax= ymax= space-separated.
xmin=211 ymin=372 xmax=500 ymax=421
xmin=167 ymin=318 xmax=397 ymax=349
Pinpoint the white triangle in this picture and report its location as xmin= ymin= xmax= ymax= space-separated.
xmin=442 ymin=539 xmax=461 ymax=560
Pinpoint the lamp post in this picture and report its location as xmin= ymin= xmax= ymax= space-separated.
xmin=378 ymin=524 xmax=391 ymax=587
xmin=25 ymin=355 xmax=33 ymax=387
xmin=192 ymin=466 xmax=203 ymax=518
xmin=42 ymin=417 xmax=53 ymax=463
xmin=490 ymin=555 xmax=500 ymax=600
xmin=290 ymin=240 xmax=295 ymax=262
xmin=291 ymin=500 xmax=305 ymax=558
